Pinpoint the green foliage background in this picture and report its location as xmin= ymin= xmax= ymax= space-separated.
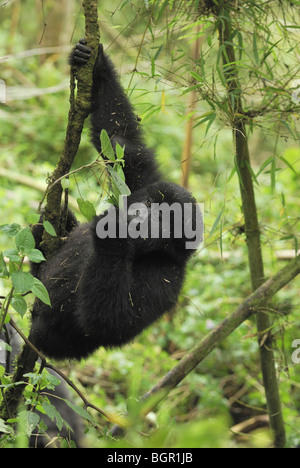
xmin=0 ymin=0 xmax=300 ymax=448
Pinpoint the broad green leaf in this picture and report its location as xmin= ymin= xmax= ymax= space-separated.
xmin=115 ymin=142 xmax=125 ymax=160
xmin=27 ymin=249 xmax=46 ymax=264
xmin=65 ymin=400 xmax=95 ymax=424
xmin=11 ymin=295 xmax=28 ymax=317
xmin=4 ymin=248 xmax=21 ymax=263
xmin=0 ymin=224 xmax=21 ymax=237
xmin=107 ymin=166 xmax=131 ymax=202
xmin=26 ymin=213 xmax=40 ymax=225
xmin=11 ymin=271 xmax=34 ymax=294
xmin=100 ymin=129 xmax=115 ymax=161
xmin=43 ymin=220 xmax=57 ymax=237
xmin=77 ymin=198 xmax=96 ymax=222
xmin=32 ymin=278 xmax=51 ymax=306
xmin=42 ymin=401 xmax=64 ymax=431
xmin=15 ymin=227 xmax=35 ymax=254
xmin=24 ymin=411 xmax=40 ymax=435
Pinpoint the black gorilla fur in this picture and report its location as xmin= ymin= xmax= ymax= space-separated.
xmin=29 ymin=40 xmax=201 ymax=360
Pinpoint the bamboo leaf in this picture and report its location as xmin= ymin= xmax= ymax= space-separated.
xmin=256 ymin=156 xmax=273 ymax=178
xmin=245 ymin=160 xmax=259 ymax=186
xmin=209 ymin=209 xmax=223 ymax=238
xmin=234 ymin=157 xmax=245 ymax=191
xmin=205 ymin=112 xmax=216 ymax=136
xmin=279 ymin=155 xmax=298 ymax=174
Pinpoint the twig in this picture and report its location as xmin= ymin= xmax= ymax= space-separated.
xmin=5 ymin=319 xmax=122 ymax=427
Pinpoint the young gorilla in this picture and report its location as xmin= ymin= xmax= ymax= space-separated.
xmin=29 ymin=40 xmax=201 ymax=360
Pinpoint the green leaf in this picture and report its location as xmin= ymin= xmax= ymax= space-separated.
xmin=256 ymin=156 xmax=273 ymax=178
xmin=41 ymin=401 xmax=64 ymax=431
xmin=107 ymin=166 xmax=131 ymax=204
xmin=32 ymin=278 xmax=51 ymax=306
xmin=195 ymin=111 xmax=215 ymax=128
xmin=65 ymin=400 xmax=95 ymax=424
xmin=11 ymin=271 xmax=34 ymax=294
xmin=77 ymin=199 xmax=96 ymax=222
xmin=24 ymin=411 xmax=40 ymax=435
xmin=245 ymin=160 xmax=259 ymax=186
xmin=11 ymin=295 xmax=28 ymax=317
xmin=205 ymin=112 xmax=216 ymax=136
xmin=279 ymin=155 xmax=298 ymax=175
xmin=45 ymin=373 xmax=61 ymax=389
xmin=115 ymin=142 xmax=125 ymax=160
xmin=27 ymin=249 xmax=46 ymax=264
xmin=234 ymin=157 xmax=245 ymax=191
xmin=209 ymin=209 xmax=223 ymax=238
xmin=100 ymin=129 xmax=115 ymax=161
xmin=0 ymin=224 xmax=21 ymax=237
xmin=43 ymin=220 xmax=57 ymax=237
xmin=3 ymin=249 xmax=21 ymax=263
xmin=26 ymin=213 xmax=40 ymax=225
xmin=190 ymin=70 xmax=203 ymax=83
xmin=0 ymin=418 xmax=14 ymax=434
xmin=15 ymin=227 xmax=35 ymax=253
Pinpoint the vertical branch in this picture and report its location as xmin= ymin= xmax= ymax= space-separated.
xmin=0 ymin=0 xmax=100 ymax=422
xmin=217 ymin=6 xmax=285 ymax=447
xmin=41 ymin=0 xmax=100 ymax=258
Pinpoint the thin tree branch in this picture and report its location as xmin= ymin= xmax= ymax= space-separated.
xmin=110 ymin=254 xmax=300 ymax=437
xmin=41 ymin=0 xmax=100 ymax=258
xmin=0 ymin=0 xmax=100 ymax=423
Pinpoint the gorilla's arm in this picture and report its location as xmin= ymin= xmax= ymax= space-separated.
xmin=70 ymin=39 xmax=160 ymax=192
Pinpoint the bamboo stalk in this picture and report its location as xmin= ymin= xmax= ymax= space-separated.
xmin=217 ymin=6 xmax=285 ymax=447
